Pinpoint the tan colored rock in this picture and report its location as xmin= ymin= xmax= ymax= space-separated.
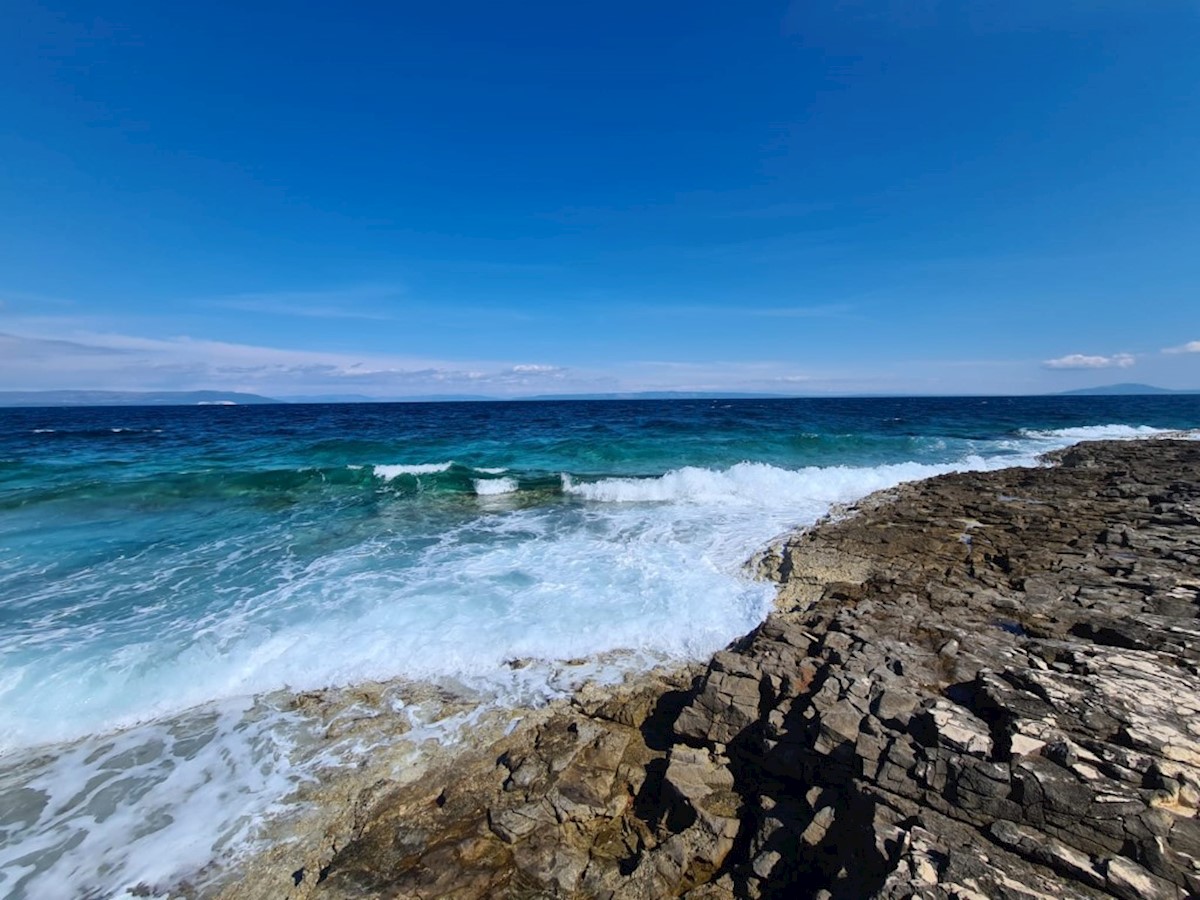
xmin=1105 ymin=855 xmax=1187 ymax=900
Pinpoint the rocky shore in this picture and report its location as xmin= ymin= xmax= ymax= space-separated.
xmin=228 ymin=438 xmax=1200 ymax=899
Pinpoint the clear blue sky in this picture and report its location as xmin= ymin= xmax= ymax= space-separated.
xmin=1 ymin=1 xmax=1198 ymax=396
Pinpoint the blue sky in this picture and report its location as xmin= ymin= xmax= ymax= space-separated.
xmin=1 ymin=0 xmax=1197 ymax=397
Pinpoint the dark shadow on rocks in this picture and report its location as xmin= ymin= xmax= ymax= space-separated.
xmin=641 ymin=687 xmax=697 ymax=752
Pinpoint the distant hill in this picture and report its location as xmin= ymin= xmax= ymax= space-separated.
xmin=277 ymin=393 xmax=390 ymax=404
xmin=521 ymin=391 xmax=791 ymax=401
xmin=278 ymin=392 xmax=796 ymax=403
xmin=0 ymin=390 xmax=282 ymax=407
xmin=277 ymin=394 xmax=497 ymax=403
xmin=1059 ymin=383 xmax=1197 ymax=396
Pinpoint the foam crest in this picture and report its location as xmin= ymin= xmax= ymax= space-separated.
xmin=1017 ymin=424 xmax=1174 ymax=441
xmin=474 ymin=477 xmax=519 ymax=496
xmin=560 ymin=458 xmax=1005 ymax=508
xmin=373 ymin=461 xmax=454 ymax=479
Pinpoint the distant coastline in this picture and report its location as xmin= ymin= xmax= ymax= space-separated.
xmin=0 ymin=389 xmax=281 ymax=407
xmin=1 ymin=384 xmax=1197 ymax=408
xmin=1058 ymin=382 xmax=1199 ymax=396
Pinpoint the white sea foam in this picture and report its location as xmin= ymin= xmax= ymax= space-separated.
xmin=1017 ymin=424 xmax=1175 ymax=441
xmin=560 ymin=457 xmax=1013 ymax=508
xmin=372 ymin=461 xmax=454 ymax=479
xmin=0 ymin=697 xmax=306 ymax=900
xmin=0 ymin=476 xmax=794 ymax=898
xmin=474 ymin=477 xmax=519 ymax=496
xmin=475 ymin=467 xmax=509 ymax=474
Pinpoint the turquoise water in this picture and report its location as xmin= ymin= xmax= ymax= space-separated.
xmin=1 ymin=395 xmax=1198 ymax=897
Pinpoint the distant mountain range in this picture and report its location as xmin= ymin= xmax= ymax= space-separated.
xmin=277 ymin=393 xmax=498 ymax=403
xmin=0 ymin=390 xmax=281 ymax=407
xmin=523 ymin=391 xmax=789 ymax=401
xmin=284 ymin=391 xmax=806 ymax=403
xmin=1058 ymin=383 xmax=1199 ymax=396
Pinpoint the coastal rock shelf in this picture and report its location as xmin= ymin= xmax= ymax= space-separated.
xmin=237 ymin=439 xmax=1200 ymax=899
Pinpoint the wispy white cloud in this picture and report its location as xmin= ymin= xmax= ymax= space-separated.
xmin=0 ymin=330 xmax=581 ymax=397
xmin=1043 ymin=352 xmax=1135 ymax=370
xmin=1163 ymin=340 xmax=1200 ymax=354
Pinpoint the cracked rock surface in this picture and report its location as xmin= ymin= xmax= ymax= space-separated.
xmin=235 ymin=439 xmax=1200 ymax=899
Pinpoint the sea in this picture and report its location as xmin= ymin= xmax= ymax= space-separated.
xmin=1 ymin=394 xmax=1198 ymax=898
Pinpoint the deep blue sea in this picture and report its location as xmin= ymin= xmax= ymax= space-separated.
xmin=1 ymin=395 xmax=1198 ymax=897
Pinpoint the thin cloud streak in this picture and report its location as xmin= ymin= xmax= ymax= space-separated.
xmin=1163 ymin=340 xmax=1200 ymax=354
xmin=1043 ymin=353 xmax=1136 ymax=370
xmin=0 ymin=329 xmax=580 ymax=396
xmin=1 ymin=328 xmax=879 ymax=396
